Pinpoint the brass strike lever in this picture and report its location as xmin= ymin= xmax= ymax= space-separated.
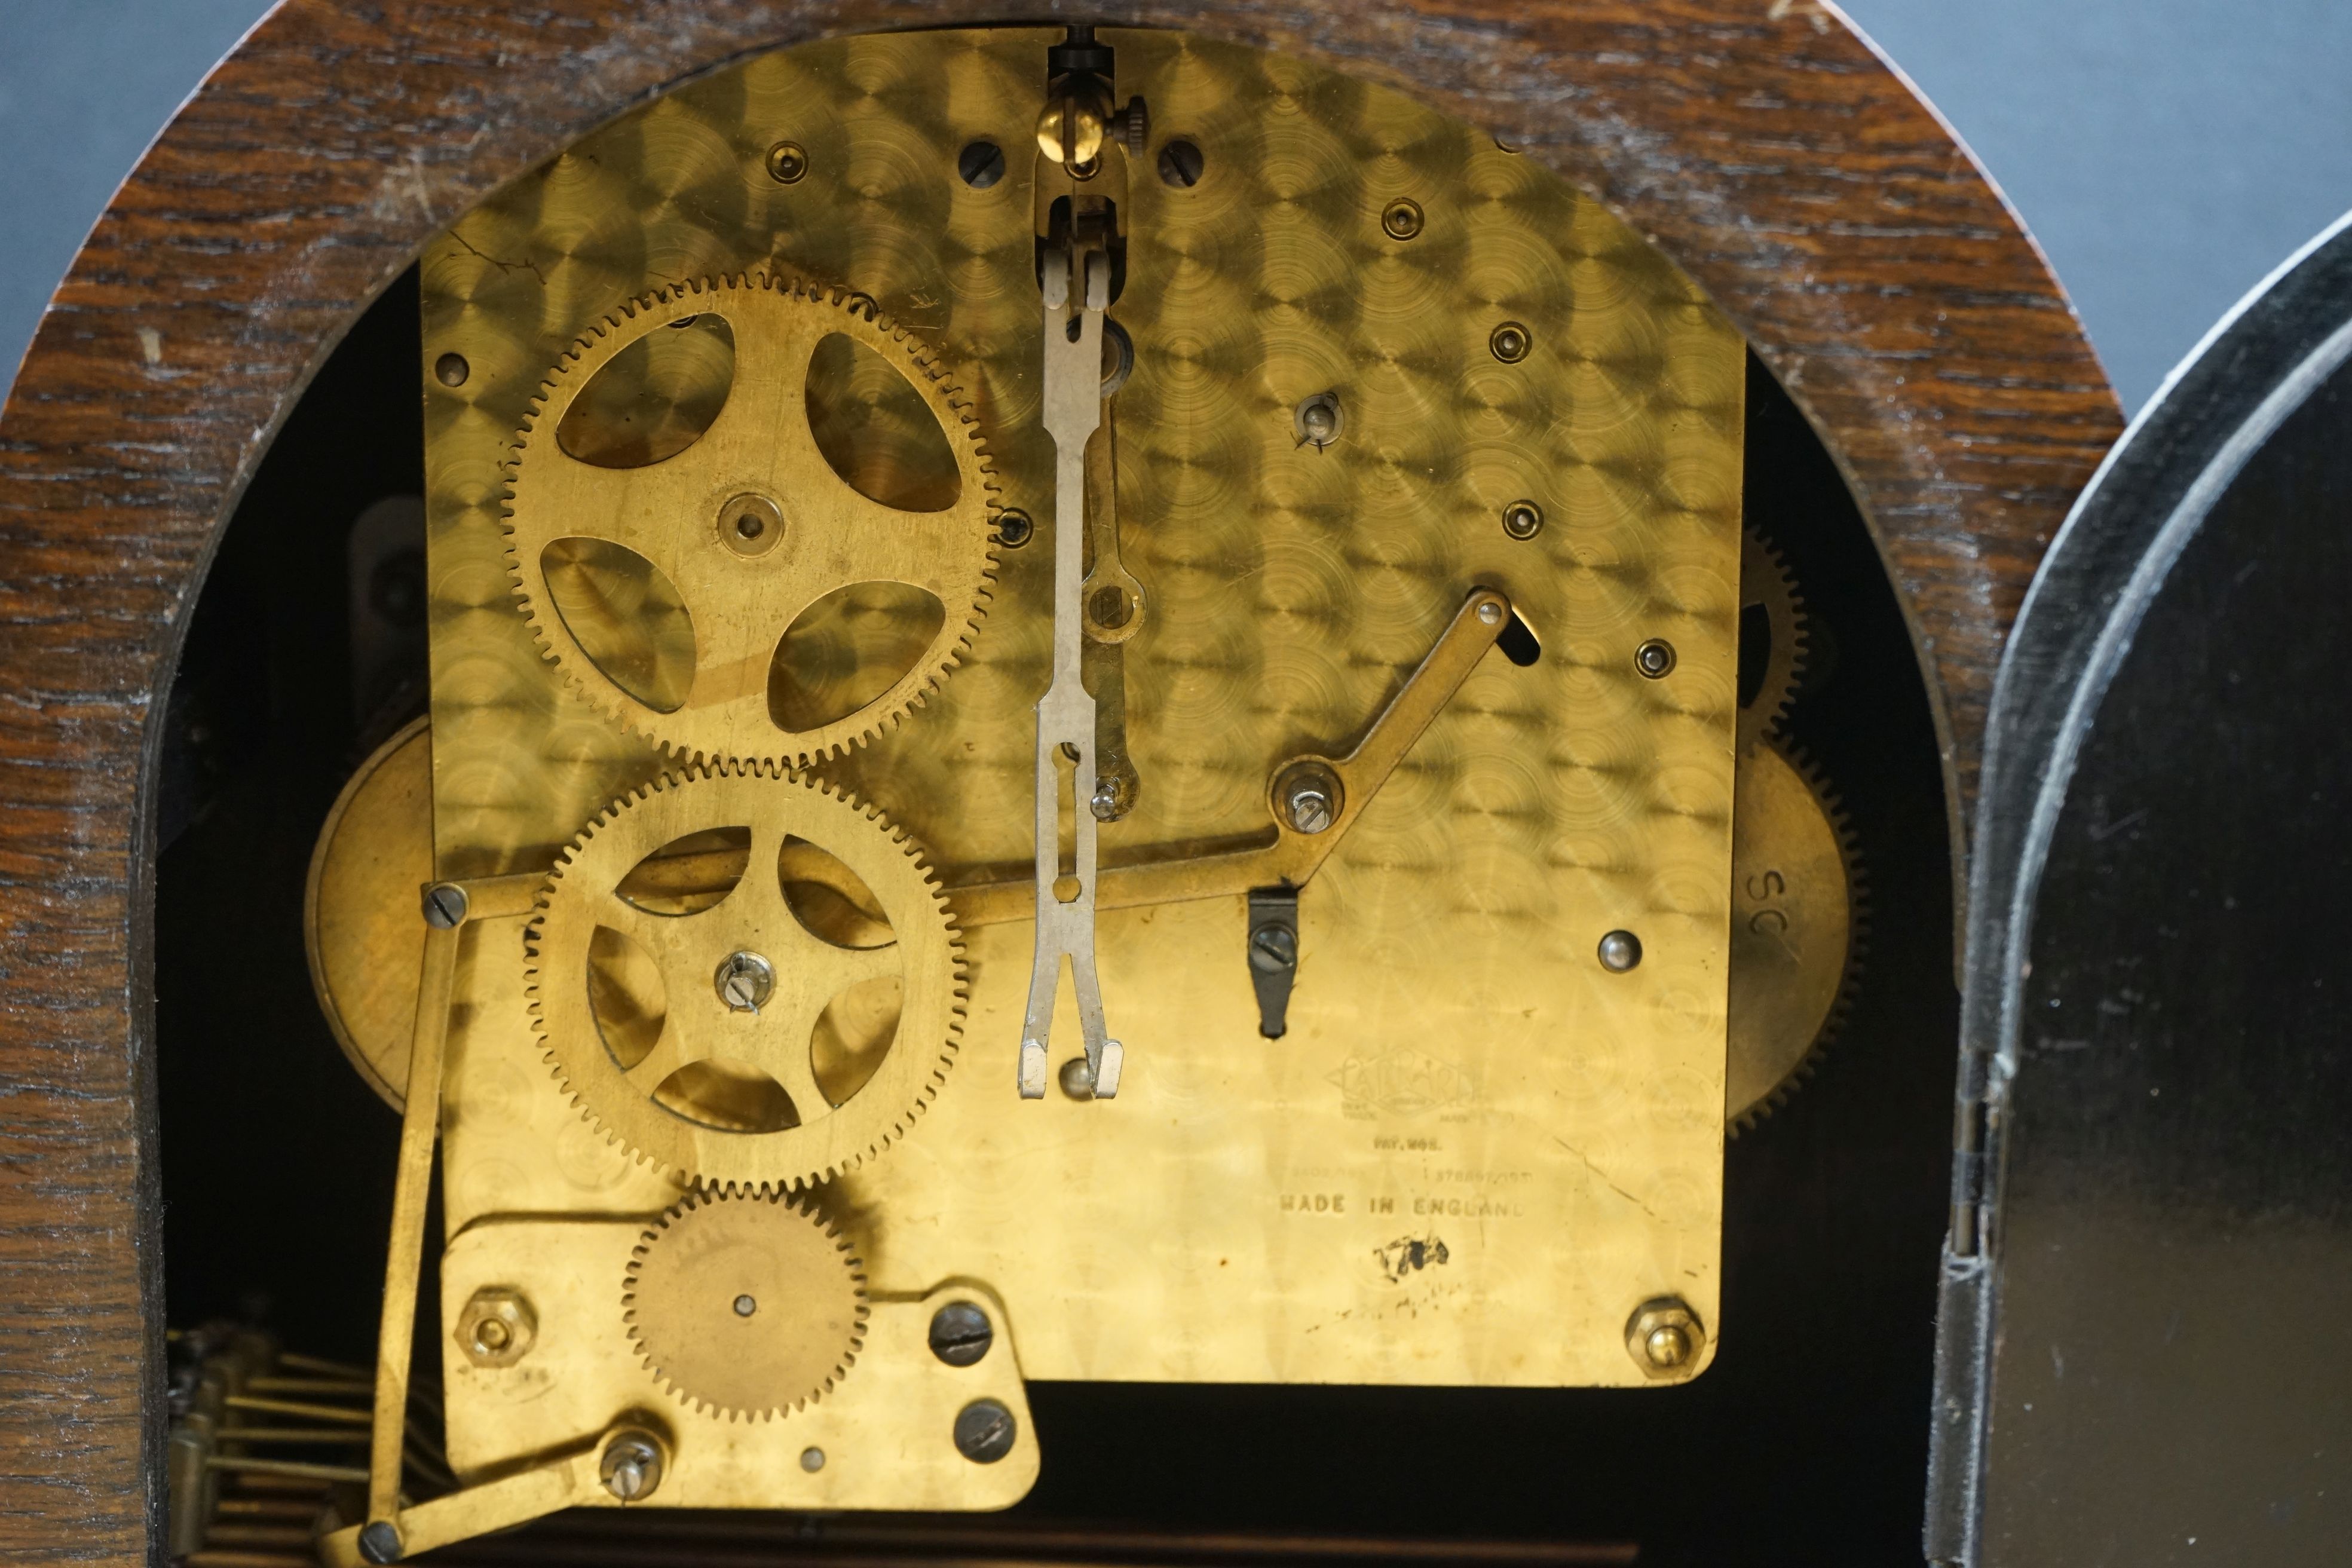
xmin=948 ymin=586 xmax=1515 ymax=927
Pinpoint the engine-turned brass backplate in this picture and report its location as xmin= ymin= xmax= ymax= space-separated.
xmin=421 ymin=25 xmax=1743 ymax=1450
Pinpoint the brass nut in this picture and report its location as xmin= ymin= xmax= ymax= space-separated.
xmin=456 ymin=1288 xmax=537 ymax=1368
xmin=1624 ymin=1297 xmax=1704 ymax=1379
xmin=718 ymin=494 xmax=784 ymax=558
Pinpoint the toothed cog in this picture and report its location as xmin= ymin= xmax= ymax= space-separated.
xmin=1738 ymin=527 xmax=1809 ymax=754
xmin=1726 ymin=737 xmax=1866 ymax=1131
xmin=526 ymin=765 xmax=964 ymax=1190
xmin=502 ymin=274 xmax=1000 ymax=767
xmin=626 ymin=1189 xmax=868 ymax=1420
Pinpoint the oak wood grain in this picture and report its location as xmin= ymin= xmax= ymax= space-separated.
xmin=0 ymin=1 xmax=2118 ymax=1558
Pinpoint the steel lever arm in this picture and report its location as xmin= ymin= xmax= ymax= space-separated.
xmin=1020 ymin=245 xmax=1123 ymax=1100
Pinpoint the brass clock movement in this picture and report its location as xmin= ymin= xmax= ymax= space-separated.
xmin=270 ymin=24 xmax=1861 ymax=1562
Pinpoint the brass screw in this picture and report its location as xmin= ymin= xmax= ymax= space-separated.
xmin=1380 ymin=197 xmax=1424 ymax=240
xmin=1625 ymin=1297 xmax=1705 ymax=1378
xmin=1502 ymin=501 xmax=1544 ymax=540
xmin=765 ymin=140 xmax=810 ymax=184
xmin=1489 ymin=321 xmax=1532 ymax=363
xmin=433 ymin=352 xmax=469 ymax=388
xmin=1636 ymin=638 xmax=1677 ymax=679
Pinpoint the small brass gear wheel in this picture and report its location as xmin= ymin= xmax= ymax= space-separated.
xmin=625 ymin=1189 xmax=868 ymax=1420
xmin=1726 ymin=737 xmax=1866 ymax=1132
xmin=527 ymin=765 xmax=964 ymax=1190
xmin=1737 ymin=528 xmax=1809 ymax=753
xmin=504 ymin=274 xmax=1000 ymax=767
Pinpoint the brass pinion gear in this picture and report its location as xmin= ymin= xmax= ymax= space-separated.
xmin=526 ymin=765 xmax=965 ymax=1191
xmin=503 ymin=274 xmax=1001 ymax=768
xmin=1737 ymin=527 xmax=1809 ymax=754
xmin=1726 ymin=737 xmax=1867 ymax=1132
xmin=624 ymin=1189 xmax=868 ymax=1420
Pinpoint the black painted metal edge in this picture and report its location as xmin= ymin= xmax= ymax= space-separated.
xmin=1922 ymin=207 xmax=2352 ymax=1566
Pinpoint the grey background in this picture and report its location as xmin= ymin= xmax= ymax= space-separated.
xmin=3 ymin=2 xmax=2349 ymax=414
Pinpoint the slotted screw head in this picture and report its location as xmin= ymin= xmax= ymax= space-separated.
xmin=422 ymin=882 xmax=468 ymax=929
xmin=957 ymin=139 xmax=1006 ymax=189
xmin=358 ymin=1521 xmax=403 ymax=1564
xmin=1285 ymin=783 xmax=1333 ymax=834
xmin=1248 ymin=924 xmax=1298 ymax=973
xmin=929 ymin=1300 xmax=995 ymax=1367
xmin=954 ymin=1398 xmax=1018 ymax=1463
xmin=599 ymin=1433 xmax=665 ymax=1500
xmin=1158 ymin=138 xmax=1205 ymax=188
xmin=715 ymin=951 xmax=775 ymax=1012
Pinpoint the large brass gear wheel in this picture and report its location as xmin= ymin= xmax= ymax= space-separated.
xmin=527 ymin=765 xmax=964 ymax=1190
xmin=503 ymin=274 xmax=1000 ymax=767
xmin=624 ymin=1189 xmax=867 ymax=1420
xmin=1737 ymin=528 xmax=1809 ymax=753
xmin=1726 ymin=737 xmax=1867 ymax=1132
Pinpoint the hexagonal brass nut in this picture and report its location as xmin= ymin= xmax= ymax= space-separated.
xmin=1624 ymin=1297 xmax=1705 ymax=1381
xmin=455 ymin=1288 xmax=537 ymax=1368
